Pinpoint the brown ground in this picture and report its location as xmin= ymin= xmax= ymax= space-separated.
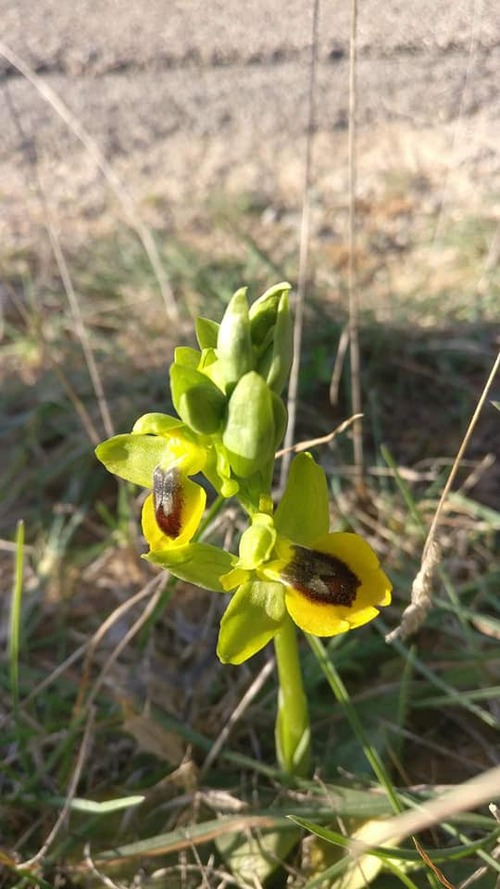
xmin=1 ymin=0 xmax=499 ymax=256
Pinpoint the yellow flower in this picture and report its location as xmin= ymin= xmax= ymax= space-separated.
xmin=95 ymin=416 xmax=207 ymax=551
xmin=262 ymin=531 xmax=391 ymax=636
xmin=217 ymin=453 xmax=392 ymax=664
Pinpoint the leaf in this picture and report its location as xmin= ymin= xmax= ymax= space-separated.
xmin=216 ymin=825 xmax=301 ymax=887
xmin=69 ymin=795 xmax=145 ymax=814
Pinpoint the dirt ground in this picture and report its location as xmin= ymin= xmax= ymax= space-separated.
xmin=1 ymin=0 xmax=499 ymax=255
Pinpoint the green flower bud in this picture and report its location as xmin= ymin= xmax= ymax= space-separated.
xmin=170 ymin=364 xmax=226 ymax=435
xmin=249 ymin=282 xmax=291 ymax=350
xmin=217 ymin=288 xmax=254 ymax=388
xmin=239 ymin=515 xmax=277 ymax=568
xmin=256 ymin=292 xmax=293 ymax=394
xmin=222 ymin=371 xmax=276 ymax=478
xmin=270 ymin=391 xmax=288 ymax=448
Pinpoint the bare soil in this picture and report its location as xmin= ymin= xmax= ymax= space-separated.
xmin=1 ymin=0 xmax=499 ymax=254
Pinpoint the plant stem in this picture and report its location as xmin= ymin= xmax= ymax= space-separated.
xmin=273 ymin=615 xmax=311 ymax=777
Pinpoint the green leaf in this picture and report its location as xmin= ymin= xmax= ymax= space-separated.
xmin=146 ymin=542 xmax=234 ymax=592
xmin=170 ymin=364 xmax=226 ymax=434
xmin=216 ymin=825 xmax=300 ymax=887
xmin=96 ymin=434 xmax=169 ymax=487
xmin=217 ymin=581 xmax=286 ymax=663
xmin=196 ymin=316 xmax=220 ymax=349
xmin=275 ymin=452 xmax=330 ymax=546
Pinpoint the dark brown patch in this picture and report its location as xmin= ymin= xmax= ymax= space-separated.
xmin=153 ymin=465 xmax=183 ymax=538
xmin=281 ymin=544 xmax=360 ymax=606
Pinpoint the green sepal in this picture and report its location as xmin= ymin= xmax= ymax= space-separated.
xmin=239 ymin=515 xmax=277 ymax=569
xmin=132 ymin=413 xmax=184 ymax=437
xmin=222 ymin=371 xmax=276 ymax=478
xmin=249 ymin=281 xmax=291 ymax=349
xmin=146 ymin=542 xmax=234 ymax=592
xmin=217 ymin=581 xmax=286 ymax=664
xmin=174 ymin=346 xmax=201 ymax=369
xmin=95 ymin=434 xmax=168 ymax=488
xmin=202 ymin=442 xmax=240 ymax=498
xmin=274 ymin=452 xmax=330 ymax=546
xmin=216 ymin=287 xmax=254 ymax=388
xmin=196 ymin=316 xmax=220 ymax=350
xmin=170 ymin=364 xmax=226 ymax=435
xmin=256 ymin=292 xmax=293 ymax=394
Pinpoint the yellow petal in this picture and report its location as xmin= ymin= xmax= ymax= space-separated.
xmin=285 ymin=586 xmax=351 ymax=636
xmin=274 ymin=532 xmax=392 ymax=637
xmin=312 ymin=532 xmax=392 ymax=609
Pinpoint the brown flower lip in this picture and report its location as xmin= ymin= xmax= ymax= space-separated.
xmin=280 ymin=544 xmax=361 ymax=607
xmin=153 ymin=465 xmax=183 ymax=538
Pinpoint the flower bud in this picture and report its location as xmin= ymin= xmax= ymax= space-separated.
xmin=216 ymin=288 xmax=254 ymax=389
xmin=170 ymin=364 xmax=226 ymax=435
xmin=249 ymin=282 xmax=291 ymax=350
xmin=222 ymin=371 xmax=276 ymax=478
xmin=256 ymin=292 xmax=293 ymax=394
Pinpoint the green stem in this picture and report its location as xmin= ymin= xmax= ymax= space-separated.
xmin=273 ymin=615 xmax=311 ymax=777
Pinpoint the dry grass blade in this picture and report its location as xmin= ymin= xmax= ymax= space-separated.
xmin=19 ymin=707 xmax=95 ymax=869
xmin=386 ymin=349 xmax=500 ymax=642
xmin=45 ymin=215 xmax=115 ymax=441
xmin=280 ymin=0 xmax=320 ymax=489
xmin=201 ymin=657 xmax=275 ymax=775
xmin=348 ymin=763 xmax=500 ymax=855
xmin=347 ymin=0 xmax=364 ymax=487
xmin=0 ymin=39 xmax=177 ymax=321
xmin=76 ymin=573 xmax=166 ymax=713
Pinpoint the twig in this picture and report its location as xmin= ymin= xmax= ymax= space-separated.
xmin=386 ymin=349 xmax=500 ymax=642
xmin=279 ymin=0 xmax=320 ymax=490
xmin=275 ymin=413 xmax=363 ymax=458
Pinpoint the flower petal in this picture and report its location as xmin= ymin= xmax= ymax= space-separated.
xmin=95 ymin=434 xmax=172 ymax=488
xmin=274 ymin=453 xmax=330 ymax=546
xmin=272 ymin=532 xmax=391 ymax=637
xmin=217 ymin=581 xmax=286 ymax=664
xmin=285 ymin=587 xmax=351 ymax=636
xmin=313 ymin=532 xmax=392 ymax=609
